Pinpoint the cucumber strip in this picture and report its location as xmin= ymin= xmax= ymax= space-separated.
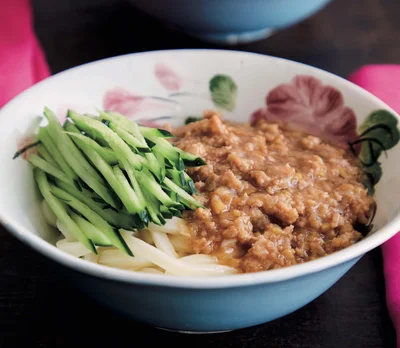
xmin=55 ymin=180 xmax=136 ymax=230
xmin=112 ymin=166 xmax=144 ymax=214
xmin=37 ymin=144 xmax=58 ymax=167
xmin=71 ymin=138 xmax=139 ymax=213
xmin=144 ymin=137 xmax=156 ymax=148
xmin=57 ymin=136 xmax=119 ymax=209
xmin=109 ymin=122 xmax=150 ymax=152
xmin=67 ymin=117 xmax=109 ymax=147
xmin=68 ymin=110 xmax=144 ymax=171
xmin=38 ymin=127 xmax=77 ymax=180
xmin=70 ymin=211 xmax=112 ymax=246
xmin=163 ymin=187 xmax=180 ymax=204
xmin=137 ymin=169 xmax=183 ymax=209
xmin=166 ymin=168 xmax=186 ymax=187
xmin=66 ymin=131 xmax=119 ymax=165
xmin=43 ymin=107 xmax=106 ymax=185
xmin=124 ymin=166 xmax=146 ymax=212
xmin=186 ymin=178 xmax=197 ymax=194
xmin=154 ymin=151 xmax=166 ymax=180
xmin=34 ymin=168 xmax=96 ymax=254
xmin=170 ymin=208 xmax=182 ymax=217
xmin=176 ymin=147 xmax=207 ymax=167
xmin=139 ymin=126 xmax=173 ymax=138
xmin=180 ymin=170 xmax=197 ymax=194
xmin=44 ymin=109 xmax=118 ymax=209
xmin=158 ymin=214 xmax=166 ymax=225
xmin=160 ymin=205 xmax=173 ymax=219
xmin=99 ymin=111 xmax=149 ymax=148
xmin=163 ymin=177 xmax=204 ymax=210
xmin=63 ymin=120 xmax=81 ymax=134
xmin=151 ymin=137 xmax=184 ymax=170
xmin=140 ymin=185 xmax=163 ymax=226
xmin=144 ymin=152 xmax=164 ymax=182
xmin=50 ymin=185 xmax=133 ymax=256
xmin=27 ymin=154 xmax=71 ymax=184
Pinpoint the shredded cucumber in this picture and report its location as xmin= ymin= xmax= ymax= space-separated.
xmin=17 ymin=107 xmax=207 ymax=256
xmin=34 ymin=168 xmax=96 ymax=253
xmin=50 ymin=185 xmax=132 ymax=255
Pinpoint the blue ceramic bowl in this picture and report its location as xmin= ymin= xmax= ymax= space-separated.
xmin=1 ymin=50 xmax=400 ymax=333
xmin=127 ymin=0 xmax=333 ymax=44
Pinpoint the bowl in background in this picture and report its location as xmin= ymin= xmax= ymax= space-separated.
xmin=127 ymin=0 xmax=333 ymax=44
xmin=0 ymin=49 xmax=400 ymax=333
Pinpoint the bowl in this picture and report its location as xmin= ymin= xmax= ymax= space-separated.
xmin=127 ymin=0 xmax=333 ymax=44
xmin=1 ymin=49 xmax=400 ymax=333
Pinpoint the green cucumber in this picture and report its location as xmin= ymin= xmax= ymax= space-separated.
xmin=37 ymin=144 xmax=58 ymax=167
xmin=55 ymin=180 xmax=136 ymax=230
xmin=99 ymin=111 xmax=149 ymax=148
xmin=28 ymin=154 xmax=71 ymax=184
xmin=66 ymin=131 xmax=119 ymax=166
xmin=37 ymin=127 xmax=77 ymax=180
xmin=139 ymin=125 xmax=173 ymax=138
xmin=144 ymin=152 xmax=165 ymax=182
xmin=43 ymin=108 xmax=119 ymax=208
xmin=43 ymin=107 xmax=106 ymax=185
xmin=109 ymin=122 xmax=151 ymax=152
xmin=34 ymin=168 xmax=96 ymax=254
xmin=112 ymin=166 xmax=145 ymax=215
xmin=176 ymin=147 xmax=206 ymax=167
xmin=67 ymin=110 xmax=144 ymax=171
xmin=163 ymin=177 xmax=204 ymax=210
xmin=137 ymin=169 xmax=183 ymax=209
xmin=70 ymin=211 xmax=112 ymax=246
xmin=70 ymin=134 xmax=143 ymax=215
xmin=50 ymin=185 xmax=133 ymax=256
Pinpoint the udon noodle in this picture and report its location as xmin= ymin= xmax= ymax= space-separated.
xmin=44 ymin=201 xmax=237 ymax=276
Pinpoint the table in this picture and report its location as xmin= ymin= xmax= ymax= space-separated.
xmin=1 ymin=0 xmax=398 ymax=346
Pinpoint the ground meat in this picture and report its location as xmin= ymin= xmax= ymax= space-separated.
xmin=172 ymin=111 xmax=375 ymax=273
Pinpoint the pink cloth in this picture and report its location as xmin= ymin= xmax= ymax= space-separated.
xmin=0 ymin=0 xmax=50 ymax=108
xmin=349 ymin=65 xmax=400 ymax=347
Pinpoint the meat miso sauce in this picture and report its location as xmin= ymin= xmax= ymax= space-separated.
xmin=171 ymin=111 xmax=375 ymax=273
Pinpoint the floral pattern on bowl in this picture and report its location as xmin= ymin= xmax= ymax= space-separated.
xmin=100 ymin=67 xmax=399 ymax=198
xmin=250 ymin=75 xmax=358 ymax=146
xmin=249 ymin=74 xmax=399 ymax=196
xmin=102 ymin=63 xmax=238 ymax=126
xmin=16 ymin=62 xmax=398 ymax=200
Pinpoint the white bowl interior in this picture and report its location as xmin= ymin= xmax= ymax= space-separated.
xmin=0 ymin=50 xmax=399 ymax=285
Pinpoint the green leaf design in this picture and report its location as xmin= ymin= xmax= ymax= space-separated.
xmin=362 ymin=162 xmax=382 ymax=196
xmin=185 ymin=116 xmax=202 ymax=125
xmin=358 ymin=110 xmax=400 ymax=163
xmin=353 ymin=109 xmax=400 ymax=194
xmin=209 ymin=74 xmax=237 ymax=112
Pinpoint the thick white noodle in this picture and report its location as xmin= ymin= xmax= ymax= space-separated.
xmin=121 ymin=231 xmax=236 ymax=276
xmin=97 ymin=249 xmax=153 ymax=270
xmin=179 ymin=254 xmax=219 ymax=265
xmin=51 ymin=213 xmax=237 ymax=276
xmin=41 ymin=200 xmax=57 ymax=227
xmin=56 ymin=219 xmax=77 ymax=242
xmin=149 ymin=230 xmax=179 ymax=258
xmin=168 ymin=234 xmax=193 ymax=253
xmin=136 ymin=229 xmax=154 ymax=245
xmin=56 ymin=238 xmax=91 ymax=257
xmin=147 ymin=217 xmax=190 ymax=236
xmin=83 ymin=253 xmax=99 ymax=263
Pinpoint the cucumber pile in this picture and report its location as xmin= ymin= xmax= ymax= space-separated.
xmin=18 ymin=108 xmax=205 ymax=256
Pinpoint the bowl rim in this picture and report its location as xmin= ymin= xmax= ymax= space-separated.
xmin=1 ymin=48 xmax=399 ymax=289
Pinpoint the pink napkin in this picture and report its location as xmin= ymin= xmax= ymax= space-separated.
xmin=0 ymin=0 xmax=50 ymax=108
xmin=349 ymin=65 xmax=400 ymax=347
